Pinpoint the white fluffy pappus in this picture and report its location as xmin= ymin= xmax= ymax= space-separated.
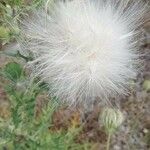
xmin=21 ymin=0 xmax=147 ymax=106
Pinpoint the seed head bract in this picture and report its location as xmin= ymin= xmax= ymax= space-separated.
xmin=21 ymin=0 xmax=147 ymax=107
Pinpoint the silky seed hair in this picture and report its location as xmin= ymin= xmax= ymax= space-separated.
xmin=21 ymin=0 xmax=147 ymax=107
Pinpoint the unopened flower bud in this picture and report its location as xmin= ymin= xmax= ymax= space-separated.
xmin=100 ymin=107 xmax=124 ymax=134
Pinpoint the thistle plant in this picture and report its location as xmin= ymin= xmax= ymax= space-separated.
xmin=1 ymin=0 xmax=149 ymax=149
xmin=20 ymin=0 xmax=147 ymax=107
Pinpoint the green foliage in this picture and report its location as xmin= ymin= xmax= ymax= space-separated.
xmin=0 ymin=26 xmax=10 ymax=39
xmin=0 ymin=0 xmax=44 ymax=45
xmin=0 ymin=61 xmax=92 ymax=150
xmin=2 ymin=62 xmax=24 ymax=81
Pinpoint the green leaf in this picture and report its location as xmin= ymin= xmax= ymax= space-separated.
xmin=0 ymin=26 xmax=10 ymax=39
xmin=3 ymin=62 xmax=24 ymax=81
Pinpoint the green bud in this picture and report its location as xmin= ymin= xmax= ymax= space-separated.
xmin=143 ymin=80 xmax=150 ymax=92
xmin=100 ymin=107 xmax=124 ymax=134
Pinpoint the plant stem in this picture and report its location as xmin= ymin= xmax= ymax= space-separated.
xmin=106 ymin=133 xmax=111 ymax=150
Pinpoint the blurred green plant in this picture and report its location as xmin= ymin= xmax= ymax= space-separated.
xmin=143 ymin=80 xmax=150 ymax=92
xmin=0 ymin=60 xmax=93 ymax=150
xmin=0 ymin=0 xmax=44 ymax=45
